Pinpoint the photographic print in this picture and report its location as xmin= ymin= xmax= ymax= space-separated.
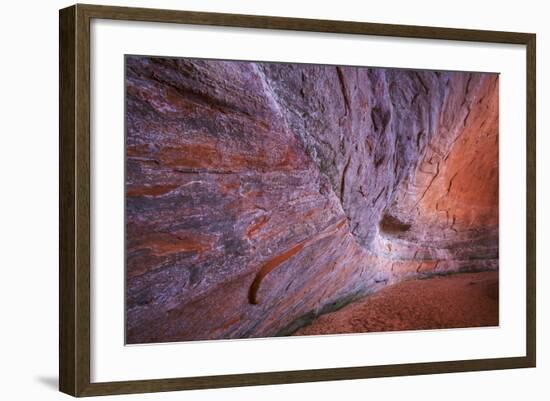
xmin=125 ymin=56 xmax=499 ymax=344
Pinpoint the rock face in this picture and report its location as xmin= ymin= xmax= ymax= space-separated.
xmin=125 ymin=56 xmax=499 ymax=344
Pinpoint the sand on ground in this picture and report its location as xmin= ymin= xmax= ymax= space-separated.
xmin=295 ymin=271 xmax=498 ymax=336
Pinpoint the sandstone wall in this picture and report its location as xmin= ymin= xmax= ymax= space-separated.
xmin=125 ymin=57 xmax=499 ymax=343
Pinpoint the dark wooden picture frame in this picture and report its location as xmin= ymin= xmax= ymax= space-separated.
xmin=59 ymin=3 xmax=536 ymax=397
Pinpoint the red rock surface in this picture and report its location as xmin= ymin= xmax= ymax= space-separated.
xmin=125 ymin=57 xmax=499 ymax=343
xmin=295 ymin=271 xmax=499 ymax=335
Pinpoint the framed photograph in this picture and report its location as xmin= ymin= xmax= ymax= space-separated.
xmin=59 ymin=4 xmax=536 ymax=397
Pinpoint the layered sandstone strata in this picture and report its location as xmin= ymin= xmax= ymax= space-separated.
xmin=125 ymin=57 xmax=498 ymax=343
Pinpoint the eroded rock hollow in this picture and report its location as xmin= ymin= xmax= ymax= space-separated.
xmin=125 ymin=57 xmax=499 ymax=343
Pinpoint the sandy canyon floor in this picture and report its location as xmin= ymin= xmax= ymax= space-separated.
xmin=296 ymin=271 xmax=498 ymax=336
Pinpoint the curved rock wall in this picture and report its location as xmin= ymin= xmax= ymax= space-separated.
xmin=125 ymin=57 xmax=498 ymax=343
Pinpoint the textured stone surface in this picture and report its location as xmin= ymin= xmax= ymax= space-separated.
xmin=125 ymin=56 xmax=499 ymax=343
